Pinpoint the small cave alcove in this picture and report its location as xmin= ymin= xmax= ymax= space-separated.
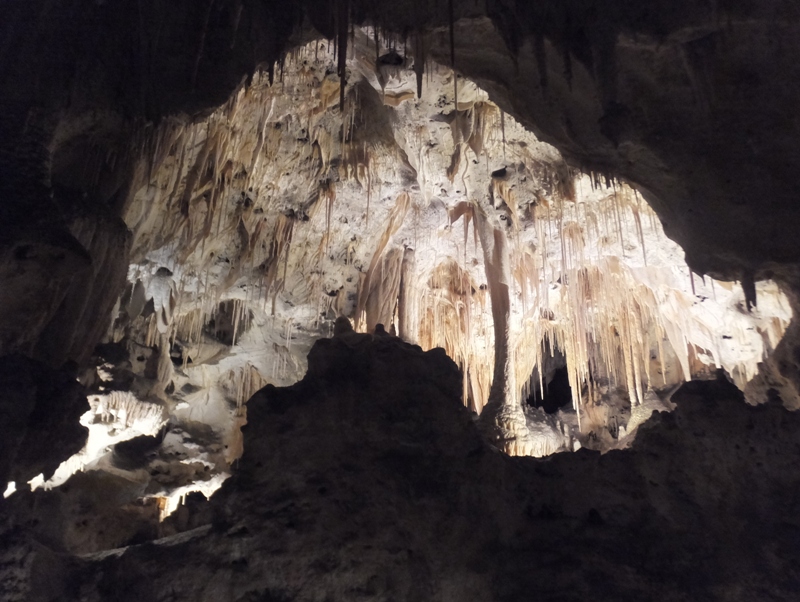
xmin=525 ymin=345 xmax=573 ymax=414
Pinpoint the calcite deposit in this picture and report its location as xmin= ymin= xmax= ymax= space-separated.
xmin=2 ymin=1 xmax=800 ymax=599
xmin=15 ymin=28 xmax=791 ymax=518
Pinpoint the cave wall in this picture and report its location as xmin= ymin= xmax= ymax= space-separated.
xmin=0 ymin=0 xmax=800 ymax=599
xmin=1 ymin=0 xmax=800 ymax=583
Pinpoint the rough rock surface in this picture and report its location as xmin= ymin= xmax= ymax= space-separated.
xmin=2 ymin=0 xmax=800 ymax=497
xmin=0 ymin=355 xmax=88 ymax=486
xmin=44 ymin=28 xmax=784 ymax=499
xmin=5 ymin=332 xmax=800 ymax=601
xmin=3 ymin=2 xmax=800 ymax=599
xmin=33 ymin=215 xmax=132 ymax=367
xmin=3 ymin=0 xmax=799 ymax=282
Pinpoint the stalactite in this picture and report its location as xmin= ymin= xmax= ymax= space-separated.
xmin=178 ymin=126 xmax=214 ymax=218
xmin=742 ymin=271 xmax=757 ymax=311
xmin=96 ymin=390 xmax=164 ymax=429
xmin=364 ymin=247 xmax=404 ymax=332
xmin=448 ymin=0 xmax=457 ymax=108
xmin=337 ymin=0 xmax=350 ymax=112
xmin=398 ymin=247 xmax=417 ymax=342
xmin=500 ymin=109 xmax=506 ymax=161
xmin=190 ymin=0 xmax=216 ymax=92
xmin=355 ymin=193 xmax=411 ymax=330
xmin=529 ymin=34 xmax=546 ymax=92
xmin=229 ymin=0 xmax=243 ymax=49
xmin=413 ymin=31 xmax=427 ymax=98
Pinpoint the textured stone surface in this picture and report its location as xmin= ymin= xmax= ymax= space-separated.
xmin=2 ymin=3 xmax=800 ymax=599
xmin=0 ymin=355 xmax=88 ymax=485
xmin=4 ymin=332 xmax=800 ymax=601
xmin=55 ymin=29 xmax=784 ymax=496
xmin=3 ymin=1 xmax=799 ymax=280
xmin=0 ymin=213 xmax=130 ymax=366
xmin=0 ymin=0 xmax=798 ymax=456
xmin=33 ymin=215 xmax=132 ymax=367
xmin=0 ymin=229 xmax=91 ymax=356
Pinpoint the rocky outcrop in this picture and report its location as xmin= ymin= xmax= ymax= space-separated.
xmin=2 ymin=3 xmax=800 ymax=599
xmin=32 ymin=214 xmax=131 ymax=367
xmin=4 ymin=330 xmax=800 ymax=601
xmin=0 ymin=213 xmax=131 ymax=371
xmin=0 ymin=229 xmax=91 ymax=356
xmin=0 ymin=355 xmax=88 ymax=486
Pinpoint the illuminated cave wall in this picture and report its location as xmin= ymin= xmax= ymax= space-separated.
xmin=24 ymin=29 xmax=791 ymax=512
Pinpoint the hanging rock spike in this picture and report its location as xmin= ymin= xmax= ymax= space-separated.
xmin=413 ymin=32 xmax=426 ymax=99
xmin=337 ymin=0 xmax=350 ymax=112
xmin=448 ymin=0 xmax=457 ymax=107
xmin=742 ymin=271 xmax=757 ymax=311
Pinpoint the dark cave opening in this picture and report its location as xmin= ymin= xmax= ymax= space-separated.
xmin=525 ymin=344 xmax=573 ymax=414
xmin=526 ymin=366 xmax=573 ymax=413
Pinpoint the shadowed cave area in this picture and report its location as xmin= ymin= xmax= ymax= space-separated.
xmin=528 ymin=368 xmax=573 ymax=415
xmin=3 ymin=1 xmax=800 ymax=601
xmin=525 ymin=344 xmax=573 ymax=415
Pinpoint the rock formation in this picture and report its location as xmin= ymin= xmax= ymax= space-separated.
xmin=2 ymin=1 xmax=800 ymax=599
xmin=4 ymin=332 xmax=800 ymax=601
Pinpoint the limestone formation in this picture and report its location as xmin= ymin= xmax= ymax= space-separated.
xmin=2 ymin=1 xmax=800 ymax=599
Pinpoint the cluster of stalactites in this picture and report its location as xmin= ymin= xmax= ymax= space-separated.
xmin=529 ymin=191 xmax=673 ymax=420
xmin=404 ymin=177 xmax=788 ymax=438
xmin=417 ymin=257 xmax=492 ymax=413
xmin=120 ymin=35 xmax=790 ymax=459
xmin=121 ymin=37 xmax=394 ymax=394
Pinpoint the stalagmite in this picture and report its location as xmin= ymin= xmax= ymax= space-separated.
xmin=398 ymin=247 xmax=417 ymax=342
xmin=472 ymin=199 xmax=532 ymax=452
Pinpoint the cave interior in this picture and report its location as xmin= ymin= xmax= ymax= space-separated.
xmin=2 ymin=1 xmax=800 ymax=600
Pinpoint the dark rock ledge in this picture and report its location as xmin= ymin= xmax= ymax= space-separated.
xmin=2 ymin=331 xmax=800 ymax=602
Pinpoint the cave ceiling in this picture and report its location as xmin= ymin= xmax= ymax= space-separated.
xmin=4 ymin=0 xmax=800 ymax=280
